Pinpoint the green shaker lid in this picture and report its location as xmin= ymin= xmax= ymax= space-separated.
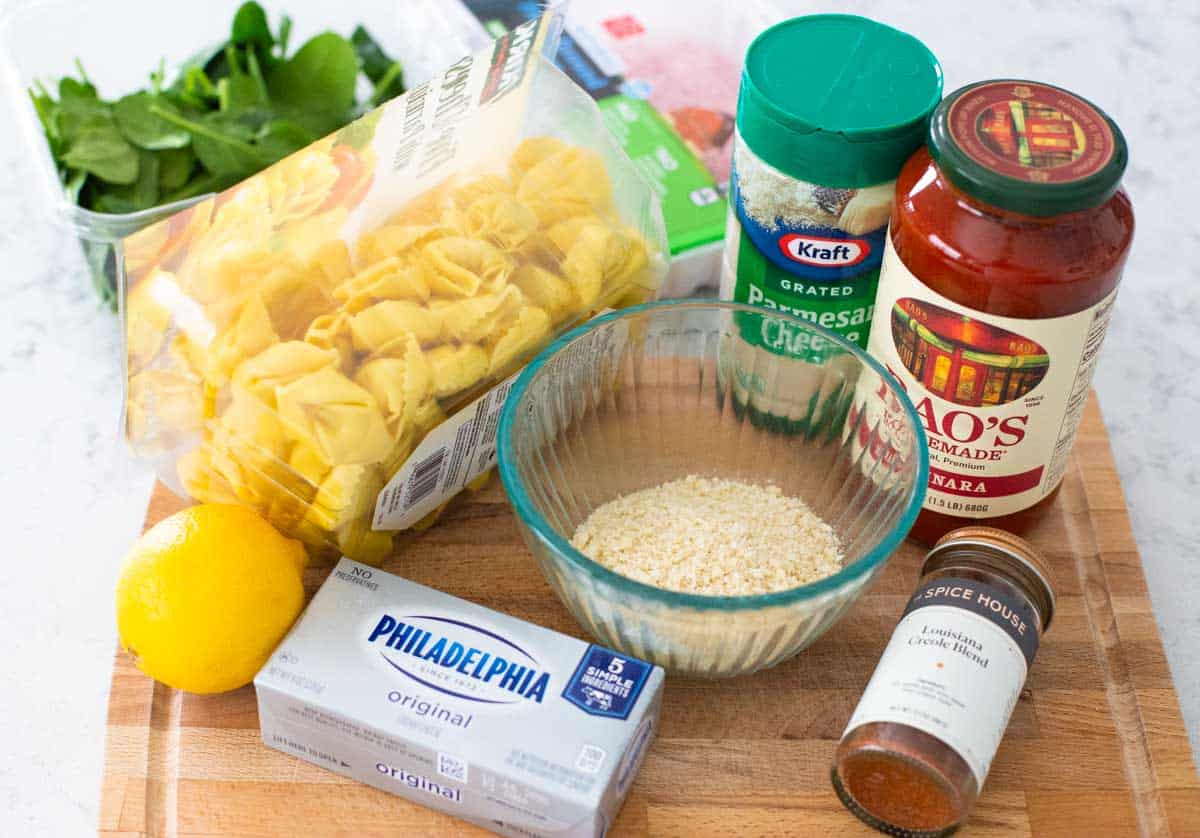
xmin=737 ymin=15 xmax=943 ymax=188
xmin=928 ymin=79 xmax=1128 ymax=216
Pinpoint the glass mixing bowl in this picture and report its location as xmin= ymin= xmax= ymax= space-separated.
xmin=498 ymin=300 xmax=927 ymax=677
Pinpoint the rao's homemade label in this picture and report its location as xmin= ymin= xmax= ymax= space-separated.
xmin=844 ymin=575 xmax=1042 ymax=786
xmin=721 ymin=137 xmax=894 ymax=358
xmin=867 ymin=237 xmax=1116 ymax=518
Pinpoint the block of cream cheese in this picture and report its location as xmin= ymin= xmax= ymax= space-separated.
xmin=255 ymin=558 xmax=664 ymax=837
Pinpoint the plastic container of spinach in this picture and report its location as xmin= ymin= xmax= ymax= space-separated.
xmin=0 ymin=0 xmax=414 ymax=308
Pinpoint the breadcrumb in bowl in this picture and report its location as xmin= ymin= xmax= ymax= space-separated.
xmin=571 ymin=476 xmax=843 ymax=597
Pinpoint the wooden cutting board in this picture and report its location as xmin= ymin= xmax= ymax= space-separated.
xmin=98 ymin=397 xmax=1200 ymax=837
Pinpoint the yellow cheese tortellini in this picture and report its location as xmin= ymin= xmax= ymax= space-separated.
xmin=464 ymin=193 xmax=539 ymax=252
xmin=309 ymin=239 xmax=354 ymax=290
xmin=289 ymin=441 xmax=332 ymax=489
xmin=126 ymin=368 xmax=204 ymax=447
xmin=126 ymin=133 xmax=659 ymax=563
xmin=353 ymin=333 xmax=434 ymax=435
xmin=489 ymin=306 xmax=551 ymax=376
xmin=517 ymin=146 xmax=613 ymax=226
xmin=451 ymin=174 xmax=513 ymax=208
xmin=275 ymin=367 xmax=394 ymax=465
xmin=307 ymin=463 xmax=384 ymax=533
xmin=220 ymin=386 xmax=290 ymax=454
xmin=231 ymin=341 xmax=339 ymax=405
xmin=178 ymin=445 xmax=241 ymax=506
xmin=434 ymin=286 xmax=524 ymax=344
xmin=125 ymin=270 xmax=178 ymax=373
xmin=262 ymin=144 xmax=341 ymax=224
xmin=356 ymin=224 xmax=445 ymax=269
xmin=423 ymin=237 xmax=512 ymax=297
xmin=349 ymin=300 xmax=443 ymax=352
xmin=426 ymin=344 xmax=489 ymax=398
xmin=304 ymin=311 xmax=355 ymax=372
xmin=508 ymin=136 xmax=567 ymax=182
xmin=207 ymin=294 xmax=279 ymax=386
xmin=336 ymin=256 xmax=432 ymax=313
xmin=512 ymin=264 xmax=575 ymax=323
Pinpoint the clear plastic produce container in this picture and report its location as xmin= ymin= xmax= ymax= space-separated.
xmin=0 ymin=0 xmax=420 ymax=305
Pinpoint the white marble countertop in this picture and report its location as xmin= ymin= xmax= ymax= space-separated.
xmin=0 ymin=0 xmax=1197 ymax=834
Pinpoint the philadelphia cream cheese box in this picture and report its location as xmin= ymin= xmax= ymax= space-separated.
xmin=255 ymin=558 xmax=664 ymax=836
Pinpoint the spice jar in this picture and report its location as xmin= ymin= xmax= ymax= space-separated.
xmin=832 ymin=527 xmax=1055 ymax=835
xmin=721 ymin=15 xmax=942 ymax=358
xmin=865 ymin=80 xmax=1134 ymax=543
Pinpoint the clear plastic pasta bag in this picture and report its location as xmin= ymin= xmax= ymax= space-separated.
xmin=120 ymin=11 xmax=667 ymax=564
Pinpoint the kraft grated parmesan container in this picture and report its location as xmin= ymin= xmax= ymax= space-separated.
xmin=721 ymin=15 xmax=942 ymax=367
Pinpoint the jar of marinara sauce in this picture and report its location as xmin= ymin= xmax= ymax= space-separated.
xmin=865 ymin=80 xmax=1134 ymax=544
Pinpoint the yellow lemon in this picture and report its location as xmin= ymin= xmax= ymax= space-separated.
xmin=116 ymin=503 xmax=307 ymax=694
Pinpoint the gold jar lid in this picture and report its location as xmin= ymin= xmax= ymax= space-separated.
xmin=923 ymin=526 xmax=1057 ymax=632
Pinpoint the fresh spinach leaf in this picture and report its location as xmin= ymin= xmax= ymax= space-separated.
xmin=276 ymin=15 xmax=293 ymax=56
xmin=187 ymin=113 xmax=263 ymax=177
xmin=133 ymin=151 xmax=161 ymax=207
xmin=215 ymin=44 xmax=272 ymax=125
xmin=218 ymin=70 xmax=264 ymax=115
xmin=256 ymin=120 xmax=315 ymax=161
xmin=92 ymin=151 xmax=158 ymax=213
xmin=149 ymin=59 xmax=166 ymax=96
xmin=81 ymin=239 xmax=118 ymax=309
xmin=57 ymin=81 xmax=111 ymax=143
xmin=232 ymin=2 xmax=279 ymax=76
xmin=169 ymin=66 xmax=218 ymax=111
xmin=162 ymin=170 xmax=241 ymax=204
xmin=157 ymin=146 xmax=195 ymax=190
xmin=64 ymin=168 xmax=88 ymax=202
xmin=92 ymin=193 xmax=139 ymax=214
xmin=30 ymin=82 xmax=59 ymax=130
xmin=231 ymin=2 xmax=273 ymax=51
xmin=30 ymin=84 xmax=64 ymax=154
xmin=350 ymin=26 xmax=391 ymax=83
xmin=58 ymin=75 xmax=99 ymax=105
xmin=126 ymin=151 xmax=162 ymax=209
xmin=351 ymin=26 xmax=405 ymax=107
xmin=33 ymin=4 xmax=403 ymax=229
xmin=245 ymin=50 xmax=270 ymax=105
xmin=63 ymin=119 xmax=139 ymax=184
xmin=173 ymin=37 xmax=226 ymax=81
xmin=267 ymin=32 xmax=358 ymax=136
xmin=114 ymin=92 xmax=191 ymax=150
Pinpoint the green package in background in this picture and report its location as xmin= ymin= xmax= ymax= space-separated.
xmin=598 ymin=95 xmax=727 ymax=257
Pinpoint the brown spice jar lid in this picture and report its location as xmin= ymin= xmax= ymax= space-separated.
xmin=926 ymin=526 xmax=1057 ymax=631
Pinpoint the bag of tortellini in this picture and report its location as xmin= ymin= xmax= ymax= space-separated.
xmin=120 ymin=11 xmax=667 ymax=564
